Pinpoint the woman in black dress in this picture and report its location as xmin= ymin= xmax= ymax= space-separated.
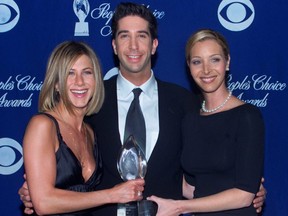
xmin=23 ymin=41 xmax=144 ymax=215
xmin=148 ymin=29 xmax=265 ymax=216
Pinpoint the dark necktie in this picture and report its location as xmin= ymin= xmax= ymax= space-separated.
xmin=124 ymin=88 xmax=146 ymax=155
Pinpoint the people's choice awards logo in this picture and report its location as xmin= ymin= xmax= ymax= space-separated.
xmin=218 ymin=0 xmax=255 ymax=31
xmin=0 ymin=0 xmax=20 ymax=33
xmin=228 ymin=74 xmax=287 ymax=107
xmin=73 ymin=2 xmax=165 ymax=37
xmin=73 ymin=0 xmax=90 ymax=36
xmin=0 ymin=137 xmax=23 ymax=175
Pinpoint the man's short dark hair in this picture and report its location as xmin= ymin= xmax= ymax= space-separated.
xmin=111 ymin=2 xmax=158 ymax=40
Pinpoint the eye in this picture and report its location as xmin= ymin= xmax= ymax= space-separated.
xmin=83 ymin=70 xmax=93 ymax=75
xmin=211 ymin=57 xmax=221 ymax=63
xmin=138 ymin=33 xmax=147 ymax=39
xmin=0 ymin=1 xmax=20 ymax=33
xmin=190 ymin=59 xmax=201 ymax=65
xmin=119 ymin=33 xmax=129 ymax=39
xmin=0 ymin=138 xmax=23 ymax=175
xmin=68 ymin=70 xmax=75 ymax=76
xmin=218 ymin=0 xmax=255 ymax=31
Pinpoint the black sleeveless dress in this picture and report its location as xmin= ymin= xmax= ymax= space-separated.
xmin=181 ymin=104 xmax=264 ymax=215
xmin=40 ymin=113 xmax=102 ymax=216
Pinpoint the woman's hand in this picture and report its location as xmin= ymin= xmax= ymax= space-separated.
xmin=110 ymin=178 xmax=145 ymax=203
xmin=18 ymin=174 xmax=34 ymax=215
xmin=147 ymin=195 xmax=181 ymax=216
xmin=253 ymin=178 xmax=267 ymax=213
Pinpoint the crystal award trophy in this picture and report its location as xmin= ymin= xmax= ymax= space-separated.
xmin=117 ymin=135 xmax=157 ymax=216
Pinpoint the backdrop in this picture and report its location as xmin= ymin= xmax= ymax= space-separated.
xmin=0 ymin=0 xmax=287 ymax=215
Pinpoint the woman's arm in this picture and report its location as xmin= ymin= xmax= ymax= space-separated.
xmin=148 ymin=106 xmax=265 ymax=215
xmin=23 ymin=115 xmax=144 ymax=215
xmin=149 ymin=188 xmax=255 ymax=216
xmin=181 ymin=176 xmax=266 ymax=212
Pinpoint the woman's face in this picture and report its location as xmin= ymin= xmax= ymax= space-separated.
xmin=188 ymin=39 xmax=230 ymax=94
xmin=66 ymin=54 xmax=95 ymax=111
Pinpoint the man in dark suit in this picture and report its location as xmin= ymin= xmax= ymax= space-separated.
xmin=85 ymin=2 xmax=199 ymax=215
xmin=87 ymin=78 xmax=197 ymax=215
xmin=19 ymin=2 xmax=265 ymax=215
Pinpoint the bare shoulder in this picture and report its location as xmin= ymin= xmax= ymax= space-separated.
xmin=27 ymin=114 xmax=55 ymax=131
xmin=24 ymin=113 xmax=58 ymax=149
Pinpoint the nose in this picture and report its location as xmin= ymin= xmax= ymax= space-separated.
xmin=129 ymin=36 xmax=138 ymax=50
xmin=203 ymin=61 xmax=210 ymax=74
xmin=75 ymin=74 xmax=84 ymax=86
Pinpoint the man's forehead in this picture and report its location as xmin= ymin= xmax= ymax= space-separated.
xmin=117 ymin=15 xmax=149 ymax=30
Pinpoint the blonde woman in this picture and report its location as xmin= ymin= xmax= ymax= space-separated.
xmin=148 ymin=29 xmax=265 ymax=216
xmin=23 ymin=41 xmax=144 ymax=215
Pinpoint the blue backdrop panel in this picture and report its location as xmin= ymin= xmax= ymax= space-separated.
xmin=0 ymin=0 xmax=287 ymax=215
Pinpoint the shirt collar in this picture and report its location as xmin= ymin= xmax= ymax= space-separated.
xmin=117 ymin=70 xmax=157 ymax=99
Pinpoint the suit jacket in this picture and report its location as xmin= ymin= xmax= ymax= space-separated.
xmin=86 ymin=76 xmax=199 ymax=215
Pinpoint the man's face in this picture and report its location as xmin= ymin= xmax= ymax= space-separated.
xmin=112 ymin=16 xmax=158 ymax=78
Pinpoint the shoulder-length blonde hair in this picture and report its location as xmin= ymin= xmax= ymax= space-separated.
xmin=38 ymin=41 xmax=104 ymax=116
xmin=185 ymin=29 xmax=230 ymax=63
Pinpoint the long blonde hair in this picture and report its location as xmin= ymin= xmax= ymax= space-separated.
xmin=38 ymin=41 xmax=104 ymax=116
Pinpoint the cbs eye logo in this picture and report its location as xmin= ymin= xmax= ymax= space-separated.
xmin=0 ymin=138 xmax=23 ymax=175
xmin=0 ymin=0 xmax=20 ymax=33
xmin=218 ymin=0 xmax=255 ymax=31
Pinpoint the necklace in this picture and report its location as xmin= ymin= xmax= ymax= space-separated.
xmin=80 ymin=123 xmax=88 ymax=168
xmin=201 ymin=91 xmax=232 ymax=113
xmin=55 ymin=109 xmax=88 ymax=165
xmin=54 ymin=109 xmax=93 ymax=180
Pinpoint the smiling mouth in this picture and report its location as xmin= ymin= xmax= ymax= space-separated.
xmin=71 ymin=89 xmax=87 ymax=94
xmin=201 ymin=76 xmax=216 ymax=83
xmin=128 ymin=55 xmax=140 ymax=59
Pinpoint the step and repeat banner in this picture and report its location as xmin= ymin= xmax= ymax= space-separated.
xmin=1 ymin=0 xmax=287 ymax=215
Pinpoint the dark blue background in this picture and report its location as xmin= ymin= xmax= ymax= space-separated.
xmin=1 ymin=1 xmax=287 ymax=215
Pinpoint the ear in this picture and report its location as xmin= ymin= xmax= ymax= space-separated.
xmin=226 ymin=55 xmax=231 ymax=71
xmin=151 ymin=38 xmax=159 ymax=55
xmin=55 ymin=83 xmax=59 ymax=92
xmin=112 ymin=40 xmax=117 ymax=55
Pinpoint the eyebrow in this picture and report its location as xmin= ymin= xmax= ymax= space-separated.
xmin=70 ymin=67 xmax=93 ymax=71
xmin=116 ymin=30 xmax=129 ymax=36
xmin=116 ymin=30 xmax=150 ymax=36
xmin=191 ymin=54 xmax=223 ymax=59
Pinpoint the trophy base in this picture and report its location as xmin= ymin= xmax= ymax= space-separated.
xmin=74 ymin=22 xmax=89 ymax=36
xmin=118 ymin=202 xmax=137 ymax=216
xmin=117 ymin=200 xmax=157 ymax=216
